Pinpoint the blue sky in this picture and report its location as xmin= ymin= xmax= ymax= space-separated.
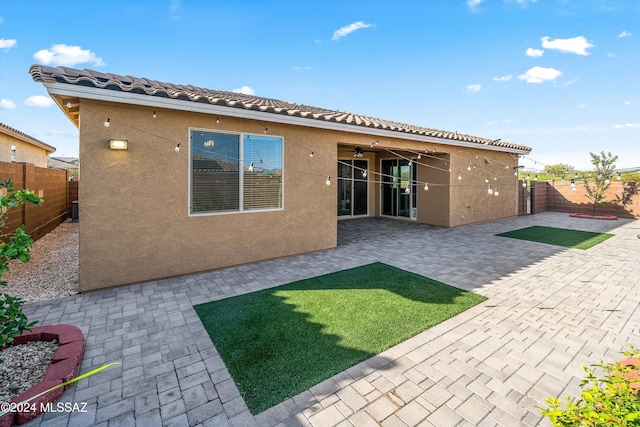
xmin=0 ymin=0 xmax=638 ymax=170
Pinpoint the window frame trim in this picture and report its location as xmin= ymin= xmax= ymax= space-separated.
xmin=188 ymin=127 xmax=284 ymax=217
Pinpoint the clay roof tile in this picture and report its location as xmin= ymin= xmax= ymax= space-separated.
xmin=28 ymin=64 xmax=532 ymax=152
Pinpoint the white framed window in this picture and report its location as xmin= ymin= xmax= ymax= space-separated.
xmin=11 ymin=145 xmax=16 ymax=161
xmin=189 ymin=129 xmax=283 ymax=215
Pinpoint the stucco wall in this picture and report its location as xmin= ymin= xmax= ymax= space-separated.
xmin=417 ymin=154 xmax=451 ymax=227
xmin=448 ymin=148 xmax=519 ymax=227
xmin=78 ymin=100 xmax=338 ymax=291
xmin=78 ymin=100 xmax=522 ymax=290
xmin=0 ymin=133 xmax=50 ymax=168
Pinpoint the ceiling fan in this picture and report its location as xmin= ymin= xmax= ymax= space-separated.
xmin=340 ymin=146 xmax=372 ymax=158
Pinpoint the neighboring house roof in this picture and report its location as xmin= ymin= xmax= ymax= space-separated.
xmin=48 ymin=156 xmax=78 ymax=170
xmin=0 ymin=122 xmax=56 ymax=154
xmin=192 ymin=157 xmax=266 ymax=173
xmin=51 ymin=156 xmax=79 ymax=166
xmin=30 ymin=64 xmax=532 ymax=153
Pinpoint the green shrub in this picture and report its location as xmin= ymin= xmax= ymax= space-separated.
xmin=540 ymin=346 xmax=640 ymax=426
xmin=0 ymin=293 xmax=37 ymax=349
xmin=0 ymin=178 xmax=43 ymax=358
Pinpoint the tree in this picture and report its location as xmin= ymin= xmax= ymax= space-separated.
xmin=616 ymin=182 xmax=640 ymax=216
xmin=583 ymin=152 xmax=618 ymax=216
xmin=544 ymin=163 xmax=575 ymax=178
xmin=0 ymin=178 xmax=43 ymax=356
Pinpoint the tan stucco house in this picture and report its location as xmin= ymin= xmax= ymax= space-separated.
xmin=0 ymin=122 xmax=56 ymax=168
xmin=30 ymin=64 xmax=532 ymax=291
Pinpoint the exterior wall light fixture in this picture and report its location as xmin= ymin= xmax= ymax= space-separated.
xmin=109 ymin=139 xmax=128 ymax=150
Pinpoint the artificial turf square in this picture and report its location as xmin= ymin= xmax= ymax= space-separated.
xmin=496 ymin=225 xmax=613 ymax=250
xmin=194 ymin=262 xmax=486 ymax=414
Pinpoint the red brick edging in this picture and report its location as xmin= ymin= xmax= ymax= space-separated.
xmin=620 ymin=357 xmax=640 ymax=390
xmin=569 ymin=213 xmax=618 ymax=220
xmin=0 ymin=325 xmax=85 ymax=427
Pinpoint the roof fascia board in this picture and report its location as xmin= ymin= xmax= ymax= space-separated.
xmin=44 ymin=82 xmax=529 ymax=155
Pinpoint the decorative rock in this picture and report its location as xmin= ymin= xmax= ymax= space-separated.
xmin=0 ymin=325 xmax=85 ymax=427
xmin=0 ymin=340 xmax=58 ymax=403
xmin=2 ymin=222 xmax=78 ymax=303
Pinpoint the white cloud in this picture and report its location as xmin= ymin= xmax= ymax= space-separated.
xmin=560 ymin=78 xmax=577 ymax=87
xmin=331 ymin=21 xmax=374 ymax=41
xmin=0 ymin=38 xmax=17 ymax=49
xmin=518 ymin=66 xmax=562 ymax=83
xmin=293 ymin=66 xmax=311 ymax=71
xmin=614 ymin=123 xmax=640 ymax=129
xmin=526 ymin=47 xmax=544 ymax=57
xmin=466 ymin=0 xmax=485 ymax=11
xmin=493 ymin=74 xmax=512 ymax=82
xmin=624 ymin=101 xmax=631 ymax=105
xmin=618 ymin=30 xmax=632 ymax=38
xmin=607 ymin=52 xmax=616 ymax=58
xmin=505 ymin=0 xmax=539 ymax=3
xmin=578 ymin=103 xmax=587 ymax=109
xmin=0 ymin=99 xmax=16 ymax=109
xmin=541 ymin=36 xmax=593 ymax=55
xmin=24 ymin=95 xmax=54 ymax=107
xmin=33 ymin=44 xmax=104 ymax=67
xmin=466 ymin=84 xmax=482 ymax=93
xmin=232 ymin=86 xmax=255 ymax=95
xmin=486 ymin=120 xmax=498 ymax=126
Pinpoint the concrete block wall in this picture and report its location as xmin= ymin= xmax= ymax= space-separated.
xmin=0 ymin=161 xmax=69 ymax=242
xmin=528 ymin=180 xmax=639 ymax=219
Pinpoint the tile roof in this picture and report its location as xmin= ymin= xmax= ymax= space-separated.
xmin=51 ymin=156 xmax=78 ymax=165
xmin=30 ymin=64 xmax=531 ymax=152
xmin=48 ymin=157 xmax=78 ymax=170
xmin=0 ymin=122 xmax=56 ymax=153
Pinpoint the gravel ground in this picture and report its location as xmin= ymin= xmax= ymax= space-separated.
xmin=2 ymin=221 xmax=79 ymax=303
xmin=0 ymin=340 xmax=58 ymax=402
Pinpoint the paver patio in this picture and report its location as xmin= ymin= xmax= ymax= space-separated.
xmin=21 ymin=212 xmax=640 ymax=427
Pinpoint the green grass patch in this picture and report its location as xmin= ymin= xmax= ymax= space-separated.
xmin=194 ymin=262 xmax=486 ymax=414
xmin=496 ymin=226 xmax=613 ymax=250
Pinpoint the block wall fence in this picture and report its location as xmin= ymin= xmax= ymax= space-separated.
xmin=1 ymin=161 xmax=72 ymax=242
xmin=525 ymin=180 xmax=639 ymax=219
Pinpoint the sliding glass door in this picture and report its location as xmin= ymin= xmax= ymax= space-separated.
xmin=338 ymin=160 xmax=368 ymax=217
xmin=381 ymin=159 xmax=415 ymax=218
